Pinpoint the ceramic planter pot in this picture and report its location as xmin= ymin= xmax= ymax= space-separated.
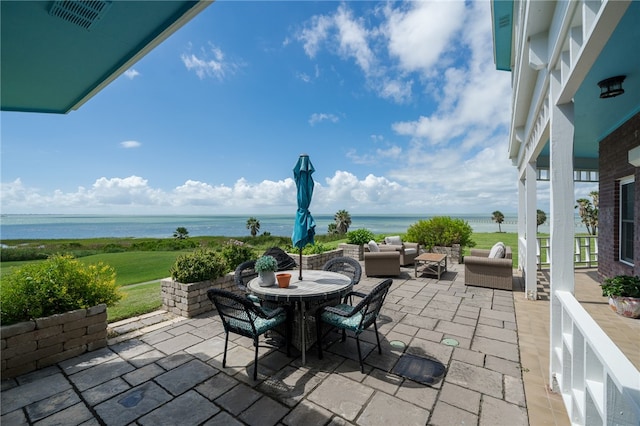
xmin=608 ymin=296 xmax=640 ymax=318
xmin=276 ymin=273 xmax=291 ymax=288
xmin=258 ymin=271 xmax=276 ymax=287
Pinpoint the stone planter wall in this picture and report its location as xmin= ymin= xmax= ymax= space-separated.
xmin=339 ymin=243 xmax=364 ymax=261
xmin=431 ymin=244 xmax=463 ymax=264
xmin=287 ymin=248 xmax=345 ymax=270
xmin=161 ymin=273 xmax=237 ymax=318
xmin=1 ymin=304 xmax=107 ymax=379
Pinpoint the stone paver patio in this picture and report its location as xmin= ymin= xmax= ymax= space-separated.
xmin=1 ymin=262 xmax=532 ymax=425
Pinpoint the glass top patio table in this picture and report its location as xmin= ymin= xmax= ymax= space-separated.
xmin=247 ymin=269 xmax=352 ymax=364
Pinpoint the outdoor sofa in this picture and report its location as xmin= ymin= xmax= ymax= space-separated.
xmin=464 ymin=244 xmax=514 ymax=290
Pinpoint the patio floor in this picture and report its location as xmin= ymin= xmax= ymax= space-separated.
xmin=2 ymin=262 xmax=633 ymax=425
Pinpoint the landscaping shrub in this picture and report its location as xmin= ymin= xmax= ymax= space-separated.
xmin=346 ymin=229 xmax=375 ymax=245
xmin=0 ymin=254 xmax=121 ymax=326
xmin=220 ymin=239 xmax=254 ymax=270
xmin=169 ymin=248 xmax=226 ymax=283
xmin=285 ymin=242 xmax=331 ymax=255
xmin=131 ymin=238 xmax=198 ymax=251
xmin=406 ymin=216 xmax=476 ymax=249
xmin=0 ymin=247 xmax=49 ymax=262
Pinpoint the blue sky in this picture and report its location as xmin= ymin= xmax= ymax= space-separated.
xmin=0 ymin=1 xmax=595 ymax=215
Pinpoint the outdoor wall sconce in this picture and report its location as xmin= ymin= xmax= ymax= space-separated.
xmin=598 ymin=75 xmax=626 ymax=98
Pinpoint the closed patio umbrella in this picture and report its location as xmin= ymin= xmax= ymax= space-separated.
xmin=292 ymin=154 xmax=316 ymax=280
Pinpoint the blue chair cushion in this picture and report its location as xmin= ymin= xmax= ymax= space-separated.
xmin=229 ymin=308 xmax=286 ymax=336
xmin=320 ymin=304 xmax=362 ymax=332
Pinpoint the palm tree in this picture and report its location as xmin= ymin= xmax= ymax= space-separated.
xmin=334 ymin=210 xmax=352 ymax=235
xmin=173 ymin=227 xmax=189 ymax=239
xmin=491 ymin=210 xmax=505 ymax=233
xmin=536 ymin=209 xmax=547 ymax=231
xmin=246 ymin=217 xmax=260 ymax=237
xmin=575 ymin=191 xmax=598 ymax=235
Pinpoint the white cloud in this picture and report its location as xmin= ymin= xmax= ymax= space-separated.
xmin=1 ymin=170 xmax=514 ymax=215
xmin=124 ymin=69 xmax=140 ymax=79
xmin=308 ymin=113 xmax=339 ymax=126
xmin=181 ymin=42 xmax=243 ymax=80
xmin=120 ymin=140 xmax=141 ymax=149
xmin=382 ymin=1 xmax=465 ymax=73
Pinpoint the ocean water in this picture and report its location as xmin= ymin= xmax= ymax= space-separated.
xmin=0 ymin=213 xmax=563 ymax=240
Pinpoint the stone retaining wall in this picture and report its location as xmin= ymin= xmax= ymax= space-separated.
xmin=286 ymin=248 xmax=344 ymax=270
xmin=0 ymin=304 xmax=107 ymax=379
xmin=339 ymin=244 xmax=364 ymax=261
xmin=161 ymin=273 xmax=237 ymax=318
xmin=431 ymin=244 xmax=463 ymax=264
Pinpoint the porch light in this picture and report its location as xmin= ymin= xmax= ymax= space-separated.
xmin=597 ymin=75 xmax=626 ymax=99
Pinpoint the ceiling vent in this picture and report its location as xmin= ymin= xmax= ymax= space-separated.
xmin=49 ymin=0 xmax=113 ymax=31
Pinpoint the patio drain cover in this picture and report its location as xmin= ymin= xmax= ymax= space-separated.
xmin=442 ymin=338 xmax=459 ymax=347
xmin=392 ymin=353 xmax=446 ymax=386
xmin=390 ymin=340 xmax=406 ymax=350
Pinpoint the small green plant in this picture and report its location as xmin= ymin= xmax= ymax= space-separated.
xmin=255 ymin=255 xmax=277 ymax=273
xmin=601 ymin=275 xmax=640 ymax=298
xmin=406 ymin=216 xmax=475 ymax=250
xmin=169 ymin=249 xmax=226 ymax=283
xmin=220 ymin=239 xmax=254 ymax=270
xmin=1 ymin=254 xmax=122 ymax=326
xmin=346 ymin=228 xmax=375 ymax=245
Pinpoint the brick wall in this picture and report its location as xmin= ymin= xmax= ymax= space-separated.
xmin=1 ymin=304 xmax=107 ymax=379
xmin=598 ymin=112 xmax=640 ymax=279
xmin=161 ymin=273 xmax=237 ymax=318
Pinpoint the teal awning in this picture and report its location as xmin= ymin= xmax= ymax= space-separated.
xmin=491 ymin=0 xmax=514 ymax=71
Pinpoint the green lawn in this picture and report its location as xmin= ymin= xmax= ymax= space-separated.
xmin=108 ymin=281 xmax=162 ymax=323
xmin=1 ymin=251 xmax=181 ymax=286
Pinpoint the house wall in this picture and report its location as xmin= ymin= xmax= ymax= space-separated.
xmin=598 ymin=112 xmax=640 ymax=279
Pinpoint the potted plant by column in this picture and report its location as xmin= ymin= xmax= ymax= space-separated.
xmin=255 ymin=255 xmax=278 ymax=287
xmin=601 ymin=275 xmax=640 ymax=318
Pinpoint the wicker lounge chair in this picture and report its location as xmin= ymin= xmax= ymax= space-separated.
xmin=464 ymin=246 xmax=514 ymax=290
xmin=381 ymin=236 xmax=420 ymax=266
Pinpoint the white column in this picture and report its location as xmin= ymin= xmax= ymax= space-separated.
xmin=518 ymin=176 xmax=526 ymax=271
xmin=549 ymin=68 xmax=576 ymax=386
xmin=525 ymin=161 xmax=538 ymax=300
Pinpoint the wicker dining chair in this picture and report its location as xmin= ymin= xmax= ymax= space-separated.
xmin=234 ymin=260 xmax=261 ymax=304
xmin=315 ymin=278 xmax=392 ymax=373
xmin=207 ymin=288 xmax=291 ymax=380
xmin=322 ymin=256 xmax=362 ymax=286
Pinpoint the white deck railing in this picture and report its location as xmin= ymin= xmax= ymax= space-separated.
xmin=537 ymin=236 xmax=598 ymax=269
xmin=551 ymin=290 xmax=640 ymax=425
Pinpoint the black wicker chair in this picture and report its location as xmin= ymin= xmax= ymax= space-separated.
xmin=315 ymin=278 xmax=392 ymax=373
xmin=322 ymin=256 xmax=362 ymax=286
xmin=207 ymin=288 xmax=291 ymax=380
xmin=234 ymin=260 xmax=261 ymax=304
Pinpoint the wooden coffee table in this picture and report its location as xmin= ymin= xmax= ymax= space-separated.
xmin=414 ymin=253 xmax=447 ymax=279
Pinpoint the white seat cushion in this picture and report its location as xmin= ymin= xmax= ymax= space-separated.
xmin=385 ymin=236 xmax=403 ymax=246
xmin=489 ymin=242 xmax=506 ymax=258
xmin=404 ymin=248 xmax=417 ymax=255
xmin=368 ymin=240 xmax=380 ymax=252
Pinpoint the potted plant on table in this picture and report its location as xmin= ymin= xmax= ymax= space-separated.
xmin=601 ymin=275 xmax=640 ymax=318
xmin=255 ymin=255 xmax=278 ymax=287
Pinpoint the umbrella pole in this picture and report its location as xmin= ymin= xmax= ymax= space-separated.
xmin=299 ymin=248 xmax=303 ymax=280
